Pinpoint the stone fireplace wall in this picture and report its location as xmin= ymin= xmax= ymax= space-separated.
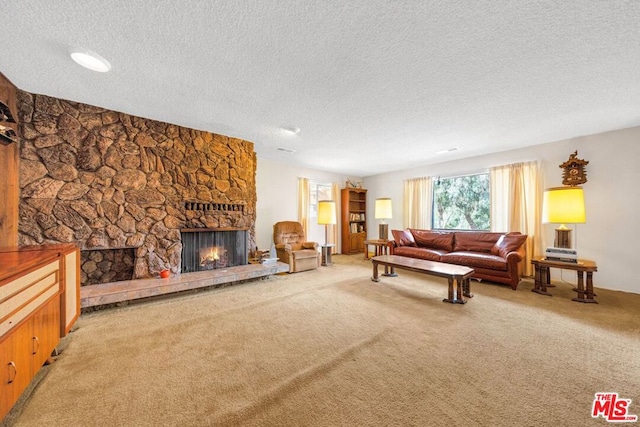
xmin=16 ymin=91 xmax=257 ymax=280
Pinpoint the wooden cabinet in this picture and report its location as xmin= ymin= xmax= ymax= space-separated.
xmin=0 ymin=316 xmax=32 ymax=416
xmin=0 ymin=244 xmax=79 ymax=420
xmin=341 ymin=188 xmax=367 ymax=254
xmin=1 ymin=296 xmax=60 ymax=415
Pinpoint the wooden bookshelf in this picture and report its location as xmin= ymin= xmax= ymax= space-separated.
xmin=341 ymin=188 xmax=367 ymax=254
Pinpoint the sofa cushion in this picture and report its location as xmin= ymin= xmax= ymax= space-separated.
xmin=409 ymin=229 xmax=454 ymax=251
xmin=394 ymin=246 xmax=445 ymax=261
xmin=490 ymin=233 xmax=528 ymax=258
xmin=440 ymin=252 xmax=508 ymax=271
xmin=391 ymin=229 xmax=417 ymax=247
xmin=453 ymin=232 xmax=500 ymax=253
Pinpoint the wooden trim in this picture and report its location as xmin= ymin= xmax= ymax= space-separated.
xmin=180 ymin=227 xmax=249 ymax=232
xmin=0 ymin=73 xmax=19 ymax=247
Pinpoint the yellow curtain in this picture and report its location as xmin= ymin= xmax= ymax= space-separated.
xmin=297 ymin=177 xmax=310 ymax=237
xmin=331 ymin=182 xmax=340 ymax=254
xmin=489 ymin=161 xmax=541 ymax=277
xmin=403 ymin=177 xmax=432 ymax=229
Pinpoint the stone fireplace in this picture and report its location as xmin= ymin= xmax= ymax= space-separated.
xmin=16 ymin=91 xmax=257 ymax=286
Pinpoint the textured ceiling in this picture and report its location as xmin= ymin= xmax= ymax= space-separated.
xmin=3 ymin=1 xmax=640 ymax=176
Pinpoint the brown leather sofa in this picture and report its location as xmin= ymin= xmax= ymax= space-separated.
xmin=389 ymin=229 xmax=527 ymax=289
xmin=273 ymin=221 xmax=321 ymax=273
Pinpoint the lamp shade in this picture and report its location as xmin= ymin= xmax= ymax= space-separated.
xmin=542 ymin=187 xmax=586 ymax=224
xmin=375 ymin=198 xmax=393 ymax=219
xmin=317 ymin=200 xmax=336 ymax=225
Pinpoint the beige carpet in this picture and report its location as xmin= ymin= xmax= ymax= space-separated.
xmin=5 ymin=255 xmax=640 ymax=427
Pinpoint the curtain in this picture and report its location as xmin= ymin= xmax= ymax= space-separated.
xmin=489 ymin=161 xmax=541 ymax=277
xmin=331 ymin=182 xmax=340 ymax=254
xmin=403 ymin=177 xmax=432 ymax=229
xmin=297 ymin=177 xmax=310 ymax=237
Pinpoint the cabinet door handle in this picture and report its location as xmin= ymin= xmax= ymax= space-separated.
xmin=33 ymin=336 xmax=40 ymax=355
xmin=8 ymin=361 xmax=17 ymax=384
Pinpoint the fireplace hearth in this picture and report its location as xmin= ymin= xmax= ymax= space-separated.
xmin=181 ymin=229 xmax=248 ymax=273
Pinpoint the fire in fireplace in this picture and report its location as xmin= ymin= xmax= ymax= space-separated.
xmin=199 ymin=246 xmax=228 ymax=270
xmin=181 ymin=229 xmax=247 ymax=273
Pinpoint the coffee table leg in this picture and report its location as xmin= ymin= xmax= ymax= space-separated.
xmin=382 ymin=265 xmax=398 ymax=277
xmin=463 ymin=278 xmax=473 ymax=298
xmin=456 ymin=280 xmax=465 ymax=303
xmin=444 ymin=277 xmax=454 ymax=302
xmin=371 ymin=261 xmax=380 ymax=282
xmin=444 ymin=278 xmax=466 ymax=304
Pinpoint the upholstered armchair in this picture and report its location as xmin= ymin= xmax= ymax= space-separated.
xmin=273 ymin=221 xmax=321 ymax=273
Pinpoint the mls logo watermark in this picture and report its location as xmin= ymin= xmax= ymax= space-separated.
xmin=592 ymin=393 xmax=638 ymax=422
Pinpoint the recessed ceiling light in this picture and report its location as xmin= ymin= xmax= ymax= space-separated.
xmin=70 ymin=48 xmax=111 ymax=72
xmin=436 ymin=148 xmax=458 ymax=154
xmin=280 ymin=126 xmax=300 ymax=135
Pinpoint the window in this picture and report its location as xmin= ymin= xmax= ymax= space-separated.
xmin=308 ymin=181 xmax=333 ymax=243
xmin=432 ymin=173 xmax=490 ymax=230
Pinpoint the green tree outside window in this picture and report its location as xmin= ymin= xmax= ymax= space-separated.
xmin=432 ymin=174 xmax=490 ymax=230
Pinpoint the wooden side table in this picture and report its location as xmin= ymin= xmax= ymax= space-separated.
xmin=364 ymin=239 xmax=390 ymax=260
xmin=531 ymin=257 xmax=598 ymax=303
xmin=364 ymin=239 xmax=396 ymax=277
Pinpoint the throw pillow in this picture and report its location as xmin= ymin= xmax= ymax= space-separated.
xmin=491 ymin=233 xmax=528 ymax=258
xmin=409 ymin=229 xmax=455 ymax=251
xmin=391 ymin=229 xmax=417 ymax=247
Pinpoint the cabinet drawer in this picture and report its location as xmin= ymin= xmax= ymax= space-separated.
xmin=0 ymin=261 xmax=60 ymax=336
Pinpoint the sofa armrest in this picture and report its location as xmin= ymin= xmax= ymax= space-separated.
xmin=387 ymin=240 xmax=398 ymax=254
xmin=505 ymin=251 xmax=523 ymax=263
xmin=505 ymin=244 xmax=527 ymax=282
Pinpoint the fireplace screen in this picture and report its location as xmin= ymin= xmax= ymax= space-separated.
xmin=181 ymin=229 xmax=248 ymax=273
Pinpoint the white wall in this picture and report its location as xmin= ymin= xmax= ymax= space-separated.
xmin=362 ymin=126 xmax=640 ymax=294
xmin=255 ymin=158 xmax=359 ymax=252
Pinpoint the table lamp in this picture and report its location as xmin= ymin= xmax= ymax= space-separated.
xmin=542 ymin=186 xmax=586 ymax=249
xmin=375 ymin=198 xmax=393 ymax=241
xmin=317 ymin=200 xmax=336 ymax=245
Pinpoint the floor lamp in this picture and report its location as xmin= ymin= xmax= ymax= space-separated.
xmin=542 ymin=186 xmax=586 ymax=249
xmin=317 ymin=200 xmax=336 ymax=266
xmin=375 ymin=198 xmax=393 ymax=241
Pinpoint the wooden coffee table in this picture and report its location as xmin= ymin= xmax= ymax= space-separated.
xmin=371 ymin=255 xmax=474 ymax=304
